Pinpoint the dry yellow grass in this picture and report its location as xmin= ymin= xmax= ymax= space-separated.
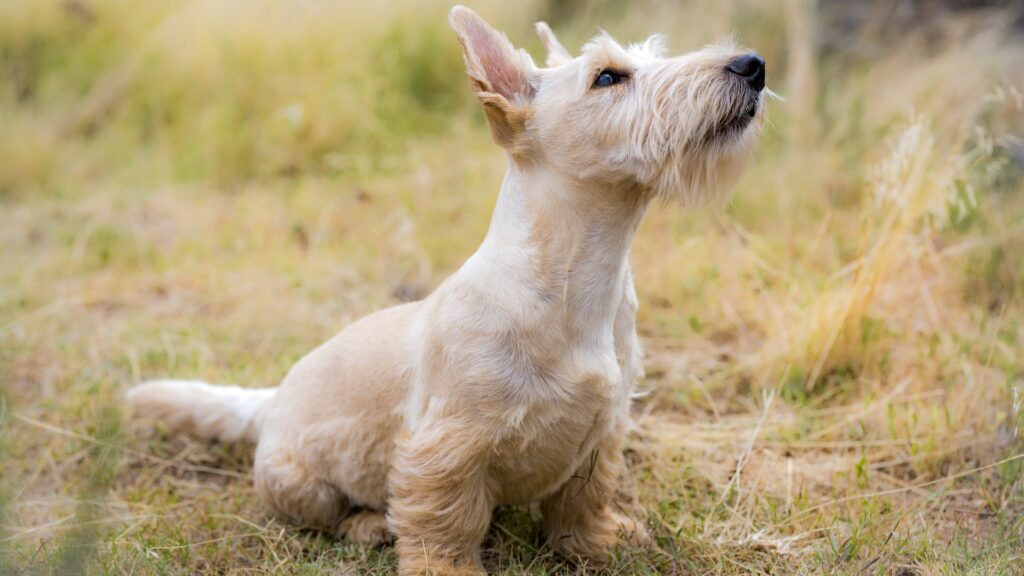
xmin=1 ymin=0 xmax=1023 ymax=574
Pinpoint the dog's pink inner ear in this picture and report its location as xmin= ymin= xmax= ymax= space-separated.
xmin=450 ymin=8 xmax=531 ymax=102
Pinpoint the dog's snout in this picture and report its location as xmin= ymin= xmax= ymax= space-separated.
xmin=726 ymin=53 xmax=765 ymax=92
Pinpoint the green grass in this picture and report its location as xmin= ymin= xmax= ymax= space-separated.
xmin=2 ymin=0 xmax=1024 ymax=574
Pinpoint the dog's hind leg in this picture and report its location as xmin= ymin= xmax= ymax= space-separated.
xmin=254 ymin=445 xmax=351 ymax=533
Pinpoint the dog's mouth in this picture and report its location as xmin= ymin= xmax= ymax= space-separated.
xmin=733 ymin=92 xmax=760 ymax=126
xmin=706 ymin=93 xmax=759 ymax=142
xmin=742 ymin=95 xmax=759 ymax=119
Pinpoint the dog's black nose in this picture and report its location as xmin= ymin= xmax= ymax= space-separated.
xmin=727 ymin=53 xmax=765 ymax=91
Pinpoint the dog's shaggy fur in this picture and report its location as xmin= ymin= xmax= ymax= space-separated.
xmin=127 ymin=6 xmax=765 ymax=574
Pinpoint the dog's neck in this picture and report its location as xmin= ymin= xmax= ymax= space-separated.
xmin=470 ymin=160 xmax=650 ymax=340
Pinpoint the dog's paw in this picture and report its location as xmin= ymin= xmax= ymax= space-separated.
xmin=611 ymin=510 xmax=650 ymax=547
xmin=337 ymin=510 xmax=393 ymax=546
xmin=550 ymin=508 xmax=650 ymax=565
xmin=397 ymin=561 xmax=486 ymax=576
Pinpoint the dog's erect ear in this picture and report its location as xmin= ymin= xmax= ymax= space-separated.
xmin=535 ymin=21 xmax=571 ymax=67
xmin=449 ymin=5 xmax=534 ymax=150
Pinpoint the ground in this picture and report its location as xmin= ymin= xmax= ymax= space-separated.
xmin=1 ymin=0 xmax=1024 ymax=574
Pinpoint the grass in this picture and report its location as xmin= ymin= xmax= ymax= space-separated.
xmin=2 ymin=0 xmax=1024 ymax=573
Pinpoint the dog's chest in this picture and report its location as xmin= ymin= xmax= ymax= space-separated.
xmin=489 ymin=369 xmax=626 ymax=506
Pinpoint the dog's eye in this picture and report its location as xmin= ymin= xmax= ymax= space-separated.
xmin=593 ymin=70 xmax=626 ymax=88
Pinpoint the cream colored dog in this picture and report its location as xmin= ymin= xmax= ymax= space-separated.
xmin=127 ymin=6 xmax=765 ymax=574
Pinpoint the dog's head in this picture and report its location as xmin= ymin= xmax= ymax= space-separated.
xmin=449 ymin=5 xmax=765 ymax=204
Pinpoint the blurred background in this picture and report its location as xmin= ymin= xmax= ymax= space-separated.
xmin=1 ymin=0 xmax=1023 ymax=574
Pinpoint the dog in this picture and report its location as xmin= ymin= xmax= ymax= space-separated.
xmin=127 ymin=5 xmax=765 ymax=574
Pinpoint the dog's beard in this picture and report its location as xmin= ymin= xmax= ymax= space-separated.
xmin=700 ymin=86 xmax=762 ymax=147
xmin=651 ymin=95 xmax=762 ymax=206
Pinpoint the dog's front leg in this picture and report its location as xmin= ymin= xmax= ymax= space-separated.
xmin=387 ymin=423 xmax=493 ymax=576
xmin=540 ymin=436 xmax=649 ymax=565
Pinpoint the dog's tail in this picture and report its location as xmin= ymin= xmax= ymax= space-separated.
xmin=126 ymin=380 xmax=275 ymax=443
